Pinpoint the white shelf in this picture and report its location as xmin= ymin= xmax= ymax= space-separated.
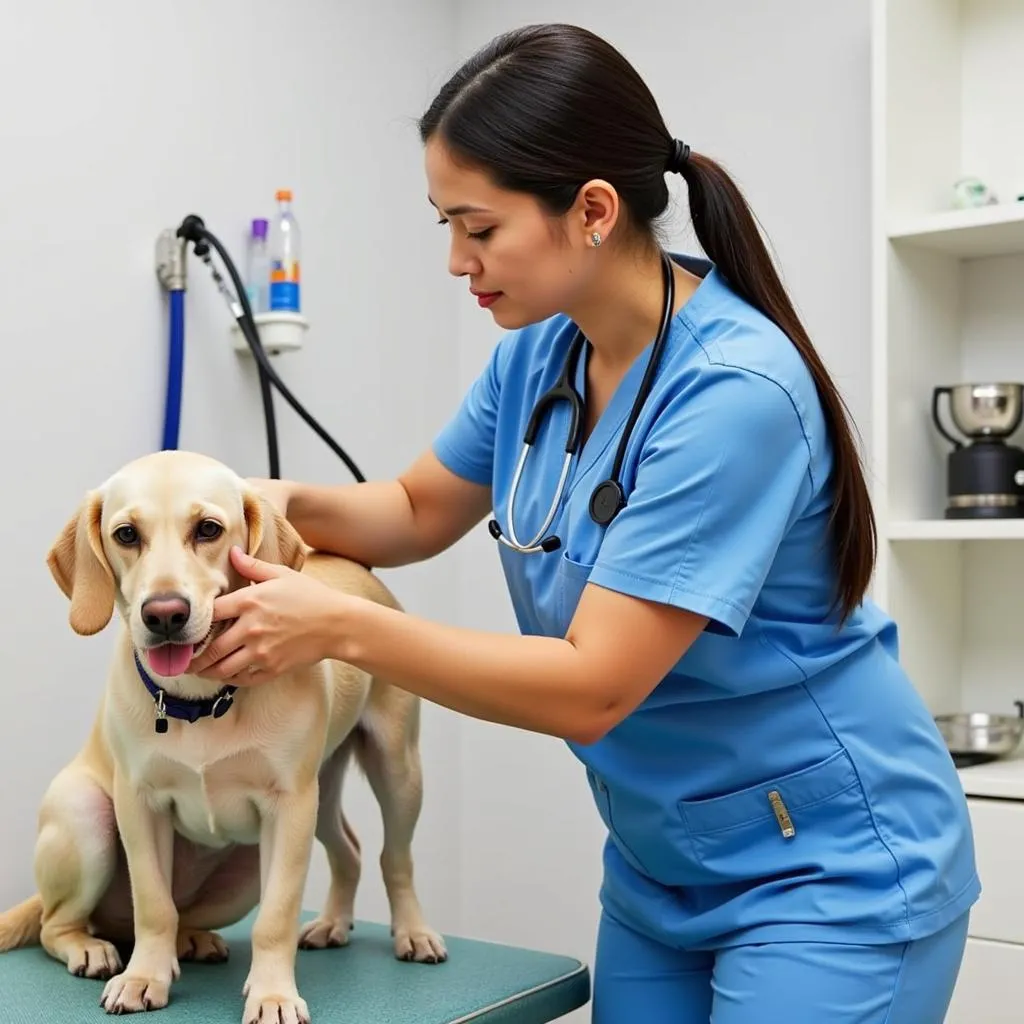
xmin=888 ymin=203 xmax=1024 ymax=258
xmin=888 ymin=520 xmax=1024 ymax=541
xmin=871 ymin=0 xmax=1024 ymax=723
xmin=230 ymin=311 xmax=308 ymax=355
xmin=873 ymin=4 xmax=1024 ymax=1012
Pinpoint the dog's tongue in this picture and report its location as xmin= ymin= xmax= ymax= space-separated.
xmin=146 ymin=644 xmax=195 ymax=677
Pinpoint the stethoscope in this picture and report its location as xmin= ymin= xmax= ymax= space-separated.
xmin=488 ymin=250 xmax=676 ymax=554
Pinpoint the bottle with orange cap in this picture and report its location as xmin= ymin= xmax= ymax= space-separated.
xmin=269 ymin=188 xmax=301 ymax=313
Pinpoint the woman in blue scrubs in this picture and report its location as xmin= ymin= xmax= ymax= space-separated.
xmin=192 ymin=22 xmax=979 ymax=1022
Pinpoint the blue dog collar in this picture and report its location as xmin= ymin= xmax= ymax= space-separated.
xmin=133 ymin=650 xmax=237 ymax=734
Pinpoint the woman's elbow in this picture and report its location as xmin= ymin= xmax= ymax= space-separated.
xmin=562 ymin=698 xmax=628 ymax=746
xmin=565 ymin=721 xmax=609 ymax=746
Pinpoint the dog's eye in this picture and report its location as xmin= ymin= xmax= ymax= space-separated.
xmin=112 ymin=525 xmax=139 ymax=546
xmin=195 ymin=519 xmax=223 ymax=542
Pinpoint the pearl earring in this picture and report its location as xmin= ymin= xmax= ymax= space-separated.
xmin=591 ymin=232 xmax=602 ymax=247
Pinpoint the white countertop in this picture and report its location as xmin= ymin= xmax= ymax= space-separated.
xmin=957 ymin=748 xmax=1024 ymax=801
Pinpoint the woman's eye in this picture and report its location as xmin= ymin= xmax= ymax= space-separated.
xmin=195 ymin=519 xmax=223 ymax=542
xmin=436 ymin=216 xmax=493 ymax=241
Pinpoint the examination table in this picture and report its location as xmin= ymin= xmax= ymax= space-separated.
xmin=0 ymin=909 xmax=591 ymax=1022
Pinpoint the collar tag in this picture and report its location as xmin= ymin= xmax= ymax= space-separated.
xmin=154 ymin=690 xmax=169 ymax=734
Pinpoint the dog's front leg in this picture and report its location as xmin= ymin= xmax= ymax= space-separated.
xmin=242 ymin=782 xmax=318 ymax=1024
xmin=100 ymin=770 xmax=179 ymax=1014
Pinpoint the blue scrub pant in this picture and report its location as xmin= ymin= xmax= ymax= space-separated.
xmin=592 ymin=909 xmax=970 ymax=1023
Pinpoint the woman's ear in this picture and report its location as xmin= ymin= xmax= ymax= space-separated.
xmin=575 ymin=178 xmax=621 ymax=246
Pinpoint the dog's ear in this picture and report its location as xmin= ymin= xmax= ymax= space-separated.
xmin=46 ymin=490 xmax=116 ymax=636
xmin=242 ymin=490 xmax=306 ymax=572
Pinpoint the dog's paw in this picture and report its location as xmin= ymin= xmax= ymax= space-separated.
xmin=65 ymin=936 xmax=123 ymax=980
xmin=298 ymin=915 xmax=353 ymax=950
xmin=177 ymin=928 xmax=229 ymax=963
xmin=393 ymin=921 xmax=448 ymax=964
xmin=242 ymin=990 xmax=310 ymax=1024
xmin=100 ymin=972 xmax=171 ymax=1013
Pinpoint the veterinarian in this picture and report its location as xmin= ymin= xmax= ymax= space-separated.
xmin=190 ymin=23 xmax=980 ymax=1023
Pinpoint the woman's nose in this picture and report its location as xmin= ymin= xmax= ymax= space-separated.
xmin=448 ymin=238 xmax=481 ymax=278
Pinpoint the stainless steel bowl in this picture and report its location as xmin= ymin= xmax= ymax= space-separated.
xmin=948 ymin=383 xmax=1024 ymax=438
xmin=935 ymin=700 xmax=1024 ymax=759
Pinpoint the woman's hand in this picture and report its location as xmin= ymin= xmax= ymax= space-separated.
xmin=189 ymin=546 xmax=348 ymax=686
xmin=246 ymin=477 xmax=296 ymax=517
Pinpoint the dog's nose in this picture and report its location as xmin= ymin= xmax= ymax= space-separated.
xmin=141 ymin=594 xmax=191 ymax=638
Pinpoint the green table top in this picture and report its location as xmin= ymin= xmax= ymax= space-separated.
xmin=0 ymin=910 xmax=591 ymax=1023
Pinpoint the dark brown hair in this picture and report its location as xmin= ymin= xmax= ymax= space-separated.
xmin=419 ymin=23 xmax=875 ymax=623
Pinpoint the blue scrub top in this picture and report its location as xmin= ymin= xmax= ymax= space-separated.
xmin=432 ymin=254 xmax=980 ymax=950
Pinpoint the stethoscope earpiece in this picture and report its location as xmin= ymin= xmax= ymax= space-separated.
xmin=492 ymin=251 xmax=676 ymax=555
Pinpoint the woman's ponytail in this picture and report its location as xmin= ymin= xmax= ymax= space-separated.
xmin=678 ymin=150 xmax=876 ymax=623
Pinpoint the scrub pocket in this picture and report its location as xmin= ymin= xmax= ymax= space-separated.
xmin=676 ymin=748 xmax=886 ymax=886
xmin=556 ymin=551 xmax=595 ymax=631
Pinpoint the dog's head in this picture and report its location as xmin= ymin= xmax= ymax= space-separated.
xmin=46 ymin=450 xmax=305 ymax=681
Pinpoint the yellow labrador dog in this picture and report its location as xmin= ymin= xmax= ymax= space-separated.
xmin=0 ymin=449 xmax=446 ymax=1023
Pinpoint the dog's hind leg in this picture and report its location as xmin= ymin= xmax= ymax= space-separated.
xmin=33 ymin=766 xmax=123 ymax=980
xmin=357 ymin=705 xmax=448 ymax=964
xmin=298 ymin=739 xmax=362 ymax=950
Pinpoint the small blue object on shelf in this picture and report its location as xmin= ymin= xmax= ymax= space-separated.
xmin=0 ymin=909 xmax=590 ymax=1023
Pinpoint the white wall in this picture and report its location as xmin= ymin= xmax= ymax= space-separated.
xmin=0 ymin=1 xmax=873 ymax=1019
xmin=0 ymin=0 xmax=465 ymax=937
xmin=449 ymin=2 xmax=873 ymax=1016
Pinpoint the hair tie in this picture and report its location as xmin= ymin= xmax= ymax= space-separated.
xmin=667 ymin=138 xmax=690 ymax=174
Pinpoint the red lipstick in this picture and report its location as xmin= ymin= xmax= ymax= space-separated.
xmin=471 ymin=289 xmax=502 ymax=309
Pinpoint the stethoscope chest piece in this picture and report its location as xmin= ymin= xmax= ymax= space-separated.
xmin=588 ymin=478 xmax=626 ymax=526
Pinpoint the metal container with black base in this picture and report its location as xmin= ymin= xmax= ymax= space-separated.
xmin=933 ymin=383 xmax=1024 ymax=519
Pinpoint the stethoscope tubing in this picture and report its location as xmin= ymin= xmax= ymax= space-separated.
xmin=489 ymin=250 xmax=676 ymax=555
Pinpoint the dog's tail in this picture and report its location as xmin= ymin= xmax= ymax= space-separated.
xmin=0 ymin=894 xmax=43 ymax=952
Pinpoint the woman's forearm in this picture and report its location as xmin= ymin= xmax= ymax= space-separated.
xmin=332 ymin=597 xmax=611 ymax=745
xmin=286 ymin=451 xmax=493 ymax=570
xmin=288 ymin=480 xmax=424 ymax=568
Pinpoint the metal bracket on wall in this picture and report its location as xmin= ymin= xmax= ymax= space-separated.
xmin=155 ymin=229 xmax=188 ymax=292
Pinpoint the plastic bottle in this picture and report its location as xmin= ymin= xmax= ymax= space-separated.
xmin=244 ymin=218 xmax=269 ymax=314
xmin=269 ymin=189 xmax=301 ymax=313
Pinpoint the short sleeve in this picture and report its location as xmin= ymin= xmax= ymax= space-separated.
xmin=431 ymin=337 xmax=509 ymax=487
xmin=588 ymin=366 xmax=813 ymax=637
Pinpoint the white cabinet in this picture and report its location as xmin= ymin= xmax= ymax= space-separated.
xmin=871 ymin=3 xmax=1024 ymax=1019
xmin=945 ymin=936 xmax=1024 ymax=1024
xmin=948 ymin=765 xmax=1024 ymax=1022
xmin=960 ymin=792 xmax=1024 ymax=945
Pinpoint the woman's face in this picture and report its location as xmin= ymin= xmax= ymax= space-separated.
xmin=424 ymin=137 xmax=609 ymax=330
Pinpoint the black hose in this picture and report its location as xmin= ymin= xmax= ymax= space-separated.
xmin=175 ymin=214 xmax=366 ymax=483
